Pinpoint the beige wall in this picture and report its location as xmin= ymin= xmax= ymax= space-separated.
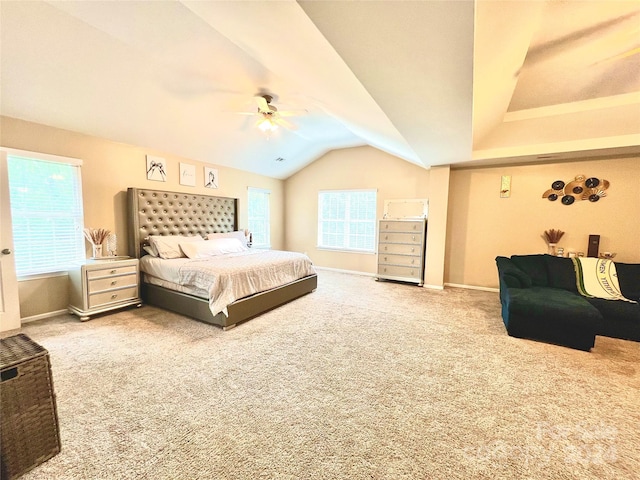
xmin=4 ymin=116 xmax=638 ymax=316
xmin=446 ymin=156 xmax=640 ymax=288
xmin=284 ymin=145 xmax=431 ymax=273
xmin=1 ymin=116 xmax=283 ymax=318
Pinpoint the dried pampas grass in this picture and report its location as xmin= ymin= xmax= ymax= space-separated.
xmin=543 ymin=229 xmax=565 ymax=244
xmin=84 ymin=228 xmax=111 ymax=246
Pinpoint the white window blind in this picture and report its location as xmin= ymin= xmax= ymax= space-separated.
xmin=247 ymin=187 xmax=271 ymax=248
xmin=318 ymin=189 xmax=377 ymax=252
xmin=6 ymin=151 xmax=85 ymax=277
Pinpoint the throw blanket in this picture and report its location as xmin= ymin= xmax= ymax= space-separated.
xmin=572 ymin=257 xmax=636 ymax=303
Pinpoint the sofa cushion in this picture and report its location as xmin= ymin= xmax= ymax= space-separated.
xmin=504 ymin=286 xmax=599 ymax=350
xmin=615 ymin=262 xmax=640 ymax=303
xmin=586 ymin=298 xmax=640 ymax=341
xmin=496 ymin=256 xmax=532 ymax=288
xmin=510 ymin=254 xmax=549 ymax=287
xmin=507 ymin=287 xmax=601 ymax=326
xmin=544 ymin=255 xmax=579 ymax=293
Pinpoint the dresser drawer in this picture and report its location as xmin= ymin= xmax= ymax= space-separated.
xmin=88 ymin=273 xmax=138 ymax=293
xmin=87 ymin=264 xmax=137 ymax=279
xmin=378 ymin=243 xmax=422 ymax=255
xmin=89 ymin=286 xmax=139 ymax=309
xmin=379 ymin=232 xmax=423 ymax=245
xmin=378 ymin=253 xmax=421 ymax=267
xmin=377 ymin=264 xmax=422 ymax=280
xmin=379 ymin=221 xmax=423 ymax=233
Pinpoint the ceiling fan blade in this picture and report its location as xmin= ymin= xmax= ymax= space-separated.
xmin=275 ymin=117 xmax=298 ymax=130
xmin=277 ymin=109 xmax=309 ymax=118
xmin=255 ymin=95 xmax=269 ymax=112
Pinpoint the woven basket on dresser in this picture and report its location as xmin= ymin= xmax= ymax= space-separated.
xmin=1 ymin=334 xmax=61 ymax=479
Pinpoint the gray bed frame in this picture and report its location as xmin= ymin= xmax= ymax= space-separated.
xmin=127 ymin=187 xmax=317 ymax=329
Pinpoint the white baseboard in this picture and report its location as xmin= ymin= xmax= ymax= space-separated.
xmin=21 ymin=309 xmax=69 ymax=324
xmin=444 ymin=282 xmax=499 ymax=293
xmin=313 ymin=266 xmax=376 ymax=277
xmin=315 ymin=268 xmax=499 ymax=293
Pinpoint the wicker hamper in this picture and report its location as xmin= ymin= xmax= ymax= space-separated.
xmin=0 ymin=334 xmax=61 ymax=479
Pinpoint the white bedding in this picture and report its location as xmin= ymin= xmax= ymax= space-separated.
xmin=140 ymin=249 xmax=316 ymax=317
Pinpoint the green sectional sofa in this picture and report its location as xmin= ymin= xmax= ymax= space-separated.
xmin=495 ymin=254 xmax=640 ymax=351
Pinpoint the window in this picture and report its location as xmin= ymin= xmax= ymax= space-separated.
xmin=247 ymin=187 xmax=271 ymax=248
xmin=318 ymin=189 xmax=377 ymax=252
xmin=5 ymin=149 xmax=84 ymax=277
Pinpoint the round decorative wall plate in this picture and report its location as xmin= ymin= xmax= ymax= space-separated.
xmin=542 ymin=174 xmax=609 ymax=205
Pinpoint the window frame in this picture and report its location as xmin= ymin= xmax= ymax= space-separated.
xmin=3 ymin=147 xmax=85 ymax=279
xmin=247 ymin=187 xmax=271 ymax=249
xmin=317 ymin=189 xmax=378 ymax=254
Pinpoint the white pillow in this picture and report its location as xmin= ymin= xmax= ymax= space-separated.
xmin=143 ymin=245 xmax=158 ymax=257
xmin=148 ymin=234 xmax=204 ymax=259
xmin=207 ymin=230 xmax=248 ymax=247
xmin=181 ymin=238 xmax=247 ymax=259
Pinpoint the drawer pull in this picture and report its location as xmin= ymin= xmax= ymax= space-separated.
xmin=111 ymin=294 xmax=118 ymax=299
xmin=411 ymin=247 xmax=415 ymax=252
xmin=111 ymin=281 xmax=117 ymax=286
xmin=412 ymin=235 xmax=416 ymax=241
xmin=110 ymin=269 xmax=117 ymax=274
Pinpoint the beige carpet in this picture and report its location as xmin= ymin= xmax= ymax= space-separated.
xmin=5 ymin=270 xmax=639 ymax=479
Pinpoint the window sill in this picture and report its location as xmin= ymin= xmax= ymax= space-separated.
xmin=316 ymin=247 xmax=376 ymax=255
xmin=18 ymin=271 xmax=69 ymax=282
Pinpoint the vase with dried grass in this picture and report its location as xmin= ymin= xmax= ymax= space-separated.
xmin=84 ymin=228 xmax=111 ymax=258
xmin=542 ymin=229 xmax=565 ymax=256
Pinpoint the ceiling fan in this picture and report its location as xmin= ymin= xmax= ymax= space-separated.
xmin=238 ymin=93 xmax=307 ymax=133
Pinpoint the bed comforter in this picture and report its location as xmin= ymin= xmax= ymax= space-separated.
xmin=171 ymin=249 xmax=315 ymax=317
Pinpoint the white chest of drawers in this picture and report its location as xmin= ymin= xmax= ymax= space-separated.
xmin=68 ymin=258 xmax=142 ymax=321
xmin=377 ymin=219 xmax=427 ymax=285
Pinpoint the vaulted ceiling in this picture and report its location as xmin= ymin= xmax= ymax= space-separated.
xmin=1 ymin=1 xmax=638 ymax=179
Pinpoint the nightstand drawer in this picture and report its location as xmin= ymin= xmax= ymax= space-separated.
xmin=89 ymin=286 xmax=138 ymax=309
xmin=87 ymin=265 xmax=137 ymax=279
xmin=88 ymin=274 xmax=137 ymax=293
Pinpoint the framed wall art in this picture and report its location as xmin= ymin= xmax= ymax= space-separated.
xmin=204 ymin=167 xmax=218 ymax=189
xmin=146 ymin=155 xmax=167 ymax=182
xmin=179 ymin=163 xmax=196 ymax=187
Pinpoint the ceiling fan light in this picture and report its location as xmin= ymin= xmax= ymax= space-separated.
xmin=258 ymin=118 xmax=278 ymax=132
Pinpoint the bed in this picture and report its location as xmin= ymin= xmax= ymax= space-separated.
xmin=127 ymin=187 xmax=317 ymax=329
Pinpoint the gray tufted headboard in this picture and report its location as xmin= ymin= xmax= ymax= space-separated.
xmin=127 ymin=187 xmax=239 ymax=258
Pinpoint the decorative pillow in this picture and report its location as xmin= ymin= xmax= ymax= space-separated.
xmin=148 ymin=234 xmax=204 ymax=259
xmin=615 ymin=262 xmax=640 ymax=302
xmin=207 ymin=231 xmax=248 ymax=247
xmin=143 ymin=245 xmax=158 ymax=257
xmin=180 ymin=238 xmax=247 ymax=259
xmin=544 ymin=255 xmax=578 ymax=293
xmin=510 ymin=254 xmax=549 ymax=287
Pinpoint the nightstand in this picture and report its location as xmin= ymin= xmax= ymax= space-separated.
xmin=68 ymin=257 xmax=142 ymax=321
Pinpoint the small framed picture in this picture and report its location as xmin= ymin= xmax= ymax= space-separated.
xmin=180 ymin=163 xmax=196 ymax=187
xmin=146 ymin=155 xmax=167 ymax=182
xmin=204 ymin=167 xmax=218 ymax=189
